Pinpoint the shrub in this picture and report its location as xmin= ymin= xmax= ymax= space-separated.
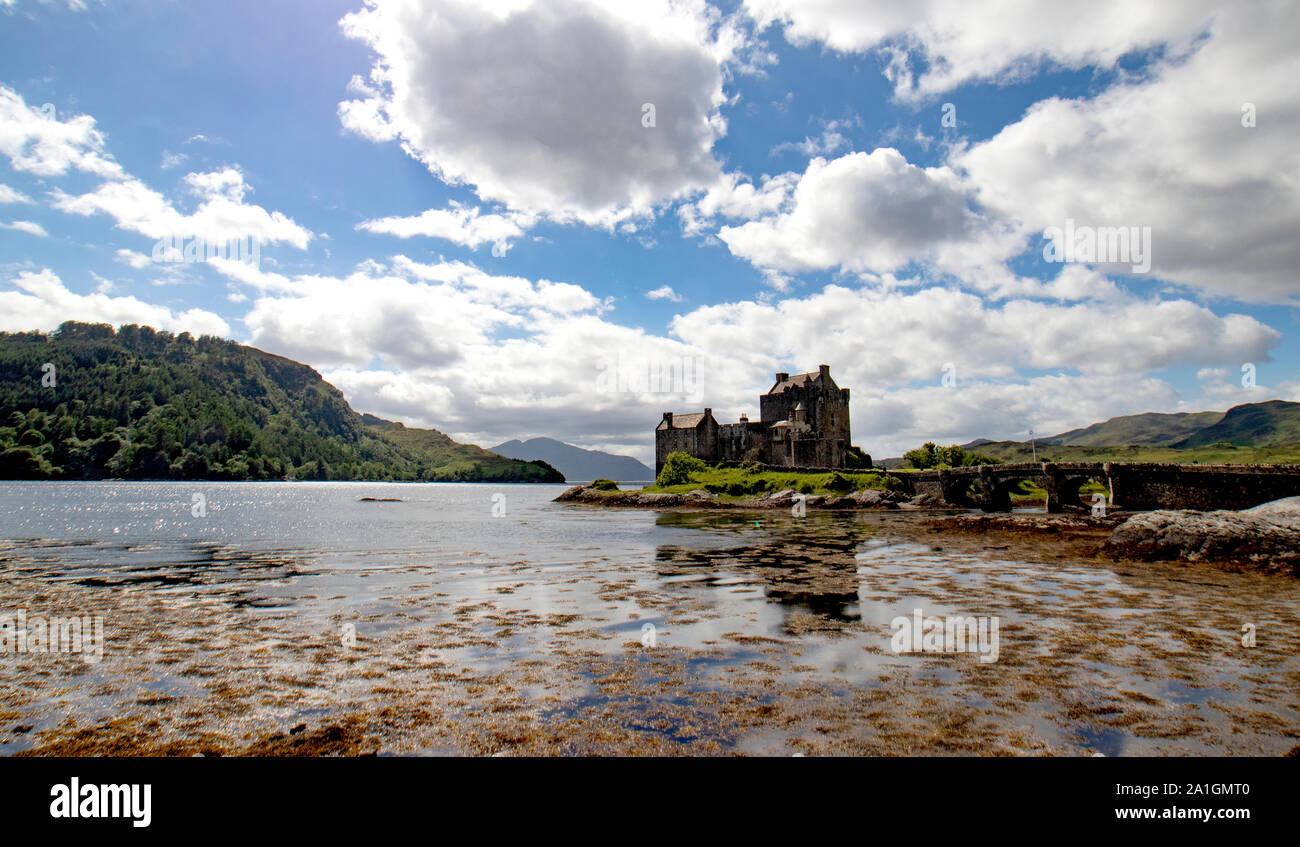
xmin=845 ymin=445 xmax=872 ymax=469
xmin=904 ymin=442 xmax=1000 ymax=469
xmin=824 ymin=472 xmax=854 ymax=493
xmin=589 ymin=478 xmax=619 ymax=490
xmin=656 ymin=451 xmax=707 ymax=486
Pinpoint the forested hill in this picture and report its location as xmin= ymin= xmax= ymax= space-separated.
xmin=0 ymin=321 xmax=563 ymax=483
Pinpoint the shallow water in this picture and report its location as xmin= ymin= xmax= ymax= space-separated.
xmin=1 ymin=482 xmax=1297 ymax=756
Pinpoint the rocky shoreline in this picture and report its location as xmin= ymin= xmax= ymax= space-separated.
xmin=553 ymin=484 xmax=948 ymax=510
xmin=556 ymin=484 xmax=1300 ymax=576
xmin=1103 ymin=497 xmax=1300 ymax=576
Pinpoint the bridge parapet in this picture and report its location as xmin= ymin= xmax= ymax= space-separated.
xmin=1102 ymin=462 xmax=1300 ymax=511
xmin=891 ymin=462 xmax=1300 ymax=512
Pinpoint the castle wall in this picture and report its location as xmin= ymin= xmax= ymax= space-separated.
xmin=717 ymin=421 xmax=767 ymax=463
xmin=655 ymin=417 xmax=719 ymax=474
xmin=658 ymin=366 xmax=852 ymax=472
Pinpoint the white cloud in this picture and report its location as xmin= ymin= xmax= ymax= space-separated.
xmin=743 ymin=0 xmax=1219 ymax=101
xmin=0 ymin=184 xmax=32 ymax=204
xmin=677 ymin=170 xmax=800 ymax=236
xmin=356 ymin=202 xmax=536 ymax=252
xmin=213 ymin=255 xmax=605 ymax=371
xmin=183 ymin=167 xmax=248 ymax=201
xmin=665 ymin=282 xmax=1281 ymax=457
xmin=160 ymin=151 xmax=188 ymax=170
xmin=337 ymin=0 xmax=744 ymax=226
xmin=1 ymin=220 xmax=48 ymax=237
xmin=1194 ymin=365 xmax=1275 ymax=404
xmin=770 ymin=121 xmax=852 ymax=157
xmin=953 ymin=4 xmax=1300 ymax=304
xmin=0 ymin=87 xmax=313 ymax=253
xmin=114 ymin=248 xmax=153 ymax=269
xmin=645 ymin=285 xmax=682 ymax=302
xmin=670 ymin=284 xmax=1278 ymax=390
xmin=0 ymin=268 xmax=230 ymax=337
xmin=0 ymin=86 xmax=124 ymax=178
xmin=51 ymin=169 xmax=313 ymax=248
xmin=734 ymin=3 xmax=1300 ymax=304
xmin=716 ymin=148 xmax=1009 ymax=276
xmin=205 ymin=251 xmax=1281 ymax=465
xmin=857 ymin=374 xmax=1189 ymax=458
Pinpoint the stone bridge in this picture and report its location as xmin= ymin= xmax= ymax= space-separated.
xmin=895 ymin=462 xmax=1300 ymax=513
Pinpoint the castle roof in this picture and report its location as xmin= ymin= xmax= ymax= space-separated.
xmin=765 ymin=371 xmax=819 ymax=394
xmin=656 ymin=411 xmax=711 ymax=430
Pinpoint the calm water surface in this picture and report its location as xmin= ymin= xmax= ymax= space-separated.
xmin=2 ymin=481 xmax=1297 ymax=756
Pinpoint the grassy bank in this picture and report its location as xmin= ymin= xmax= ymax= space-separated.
xmin=640 ymin=462 xmax=904 ymax=500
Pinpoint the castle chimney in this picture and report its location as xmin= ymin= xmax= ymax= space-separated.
xmin=819 ymin=364 xmax=830 ymax=378
xmin=739 ymin=414 xmax=748 ymax=423
xmin=662 ymin=412 xmax=673 ymax=426
xmin=775 ymin=372 xmax=788 ymax=383
xmin=704 ymin=407 xmax=712 ymax=418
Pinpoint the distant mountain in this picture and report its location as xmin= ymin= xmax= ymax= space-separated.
xmin=1172 ymin=400 xmax=1300 ymax=448
xmin=0 ymin=321 xmax=563 ymax=482
xmin=491 ymin=437 xmax=653 ymax=481
xmin=1048 ymin=410 xmax=1225 ymax=447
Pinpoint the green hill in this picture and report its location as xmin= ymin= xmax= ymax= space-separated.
xmin=944 ymin=439 xmax=1300 ymax=466
xmin=0 ymin=321 xmax=563 ymax=483
xmin=1173 ymin=400 xmax=1300 ymax=448
xmin=889 ymin=400 xmax=1300 ymax=466
xmin=1047 ymin=410 xmax=1225 ymax=447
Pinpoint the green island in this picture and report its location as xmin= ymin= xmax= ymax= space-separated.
xmin=0 ymin=322 xmax=563 ymax=483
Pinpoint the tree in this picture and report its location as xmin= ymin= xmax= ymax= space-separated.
xmin=903 ymin=442 xmax=940 ymax=469
xmin=657 ymin=451 xmax=707 ymax=486
xmin=904 ymin=442 xmax=1000 ymax=469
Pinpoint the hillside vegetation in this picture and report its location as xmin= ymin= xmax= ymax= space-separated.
xmin=949 ymin=441 xmax=1300 ymax=466
xmin=1048 ymin=410 xmax=1225 ymax=447
xmin=875 ymin=401 xmax=1300 ymax=467
xmin=0 ymin=322 xmax=563 ymax=482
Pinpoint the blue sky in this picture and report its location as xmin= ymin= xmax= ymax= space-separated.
xmin=2 ymin=0 xmax=1298 ymax=464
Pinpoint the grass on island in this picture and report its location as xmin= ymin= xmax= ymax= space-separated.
xmin=624 ymin=452 xmax=904 ymax=501
xmin=613 ymin=453 xmax=1117 ymax=507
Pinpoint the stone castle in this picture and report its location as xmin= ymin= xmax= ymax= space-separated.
xmin=655 ymin=365 xmax=851 ymax=474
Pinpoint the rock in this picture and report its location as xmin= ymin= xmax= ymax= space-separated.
xmin=634 ymin=492 xmax=686 ymax=506
xmin=685 ymin=489 xmax=719 ymax=501
xmin=905 ymin=492 xmax=948 ymax=508
xmin=553 ymin=485 xmax=587 ymax=502
xmin=290 ymin=723 xmax=307 ymax=735
xmin=766 ymin=489 xmax=797 ymax=503
xmin=1103 ymin=501 xmax=1300 ymax=575
xmin=1243 ymin=495 xmax=1300 ymax=528
xmin=848 ymin=489 xmax=901 ymax=509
